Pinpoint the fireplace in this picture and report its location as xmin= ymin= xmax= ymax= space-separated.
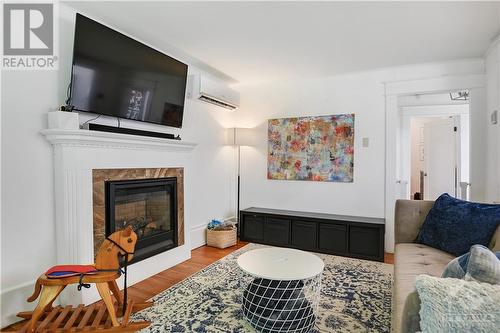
xmin=105 ymin=177 xmax=178 ymax=263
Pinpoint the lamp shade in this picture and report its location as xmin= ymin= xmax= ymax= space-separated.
xmin=225 ymin=128 xmax=255 ymax=146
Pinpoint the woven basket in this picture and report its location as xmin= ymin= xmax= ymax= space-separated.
xmin=207 ymin=227 xmax=237 ymax=249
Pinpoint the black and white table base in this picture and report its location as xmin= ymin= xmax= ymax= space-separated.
xmin=237 ymin=248 xmax=324 ymax=333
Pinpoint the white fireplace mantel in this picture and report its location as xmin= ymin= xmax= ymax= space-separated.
xmin=40 ymin=128 xmax=197 ymax=152
xmin=41 ymin=124 xmax=196 ymax=306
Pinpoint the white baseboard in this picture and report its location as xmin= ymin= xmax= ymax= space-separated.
xmin=1 ymin=281 xmax=41 ymax=328
xmin=190 ymin=224 xmax=207 ymax=249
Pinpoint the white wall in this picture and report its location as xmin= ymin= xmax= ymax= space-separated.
xmin=485 ymin=39 xmax=500 ymax=203
xmin=1 ymin=69 xmax=59 ymax=328
xmin=0 ymin=4 xmax=235 ymax=326
xmin=460 ymin=112 xmax=470 ymax=184
xmin=234 ymin=72 xmax=386 ymax=218
xmin=233 ymin=59 xmax=486 ymax=252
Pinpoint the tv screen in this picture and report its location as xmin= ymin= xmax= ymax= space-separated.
xmin=70 ymin=14 xmax=188 ymax=128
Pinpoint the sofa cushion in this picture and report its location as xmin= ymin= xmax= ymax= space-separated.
xmin=415 ymin=275 xmax=500 ymax=332
xmin=416 ymin=193 xmax=500 ymax=256
xmin=393 ymin=243 xmax=454 ymax=333
xmin=442 ymin=244 xmax=500 ymax=284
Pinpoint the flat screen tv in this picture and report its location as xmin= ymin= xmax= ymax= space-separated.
xmin=69 ymin=13 xmax=188 ymax=128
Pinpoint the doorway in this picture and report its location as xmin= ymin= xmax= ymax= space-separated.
xmin=384 ymin=75 xmax=486 ymax=253
xmin=411 ymin=115 xmax=470 ymax=200
xmin=398 ymin=92 xmax=470 ymax=201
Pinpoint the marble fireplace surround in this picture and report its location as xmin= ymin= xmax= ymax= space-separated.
xmin=92 ymin=167 xmax=185 ymax=256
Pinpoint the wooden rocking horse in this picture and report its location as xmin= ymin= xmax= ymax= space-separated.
xmin=17 ymin=226 xmax=152 ymax=332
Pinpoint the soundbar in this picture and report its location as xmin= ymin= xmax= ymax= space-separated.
xmin=84 ymin=123 xmax=180 ymax=140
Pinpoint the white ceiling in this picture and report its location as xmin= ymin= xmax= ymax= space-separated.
xmin=66 ymin=1 xmax=500 ymax=83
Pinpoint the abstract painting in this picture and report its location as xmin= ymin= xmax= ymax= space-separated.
xmin=268 ymin=114 xmax=354 ymax=182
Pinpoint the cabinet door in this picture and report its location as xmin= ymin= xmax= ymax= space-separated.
xmin=242 ymin=214 xmax=264 ymax=241
xmin=349 ymin=225 xmax=382 ymax=259
xmin=263 ymin=217 xmax=290 ymax=246
xmin=318 ymin=223 xmax=347 ymax=254
xmin=291 ymin=220 xmax=317 ymax=250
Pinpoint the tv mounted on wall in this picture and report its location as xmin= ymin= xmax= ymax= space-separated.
xmin=69 ymin=13 xmax=188 ymax=128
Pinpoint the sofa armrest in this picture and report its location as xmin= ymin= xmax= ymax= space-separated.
xmin=395 ymin=199 xmax=434 ymax=244
xmin=401 ymin=291 xmax=421 ymax=333
xmin=490 ymin=225 xmax=500 ymax=252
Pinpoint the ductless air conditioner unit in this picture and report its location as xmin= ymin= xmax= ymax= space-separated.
xmin=189 ymin=75 xmax=240 ymax=110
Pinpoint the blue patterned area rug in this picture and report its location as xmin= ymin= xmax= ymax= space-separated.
xmin=132 ymin=244 xmax=393 ymax=332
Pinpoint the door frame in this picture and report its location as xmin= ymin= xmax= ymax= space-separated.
xmin=384 ymin=74 xmax=486 ymax=253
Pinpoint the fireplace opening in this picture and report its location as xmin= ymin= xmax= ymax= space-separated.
xmin=105 ymin=177 xmax=178 ymax=263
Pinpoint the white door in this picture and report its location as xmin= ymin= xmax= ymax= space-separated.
xmin=423 ymin=117 xmax=459 ymax=200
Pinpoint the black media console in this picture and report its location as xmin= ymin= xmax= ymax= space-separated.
xmin=240 ymin=207 xmax=385 ymax=262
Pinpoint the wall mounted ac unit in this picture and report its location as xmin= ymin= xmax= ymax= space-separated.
xmin=188 ymin=75 xmax=239 ymax=110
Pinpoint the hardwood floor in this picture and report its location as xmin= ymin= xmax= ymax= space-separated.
xmin=2 ymin=241 xmax=394 ymax=331
xmin=126 ymin=240 xmax=249 ymax=302
xmin=384 ymin=252 xmax=394 ymax=264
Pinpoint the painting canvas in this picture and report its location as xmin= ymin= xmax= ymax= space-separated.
xmin=268 ymin=114 xmax=354 ymax=182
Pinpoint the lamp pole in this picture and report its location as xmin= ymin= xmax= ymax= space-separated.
xmin=237 ymin=144 xmax=241 ymax=236
xmin=227 ymin=127 xmax=251 ymax=237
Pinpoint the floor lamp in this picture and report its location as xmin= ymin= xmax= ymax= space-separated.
xmin=225 ymin=128 xmax=254 ymax=235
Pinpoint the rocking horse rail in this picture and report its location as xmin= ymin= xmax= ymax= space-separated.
xmin=36 ymin=306 xmax=62 ymax=332
xmin=18 ymin=319 xmax=33 ymax=332
xmin=90 ymin=306 xmax=107 ymax=329
xmin=49 ymin=305 xmax=72 ymax=331
xmin=62 ymin=305 xmax=84 ymax=330
xmin=14 ymin=303 xmax=151 ymax=332
xmin=75 ymin=304 xmax=95 ymax=330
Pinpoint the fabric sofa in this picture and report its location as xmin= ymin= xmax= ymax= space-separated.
xmin=392 ymin=199 xmax=500 ymax=333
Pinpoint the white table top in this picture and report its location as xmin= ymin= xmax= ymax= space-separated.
xmin=237 ymin=247 xmax=325 ymax=281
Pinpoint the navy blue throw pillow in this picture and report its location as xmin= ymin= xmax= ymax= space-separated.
xmin=416 ymin=193 xmax=500 ymax=256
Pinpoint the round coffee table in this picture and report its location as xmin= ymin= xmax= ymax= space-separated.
xmin=237 ymin=247 xmax=324 ymax=333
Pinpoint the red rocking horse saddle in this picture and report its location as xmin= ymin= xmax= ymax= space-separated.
xmin=45 ymin=265 xmax=98 ymax=278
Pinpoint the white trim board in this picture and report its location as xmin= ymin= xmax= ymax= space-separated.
xmin=40 ymin=129 xmax=197 ymax=152
xmin=190 ymin=224 xmax=207 ymax=250
xmin=0 ymin=282 xmax=40 ymax=327
xmin=400 ymin=104 xmax=470 ymax=117
xmin=384 ymin=74 xmax=485 ymax=96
